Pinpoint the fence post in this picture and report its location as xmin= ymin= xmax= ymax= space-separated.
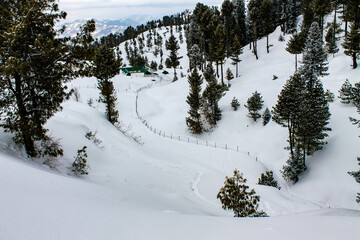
xmin=171 ymin=134 xmax=172 ymax=139
xmin=196 ymin=140 xmax=198 ymax=145
xmin=215 ymin=142 xmax=216 ymax=148
xmin=237 ymin=146 xmax=239 ymax=152
xmin=178 ymin=136 xmax=180 ymax=141
xmin=154 ymin=129 xmax=156 ymax=134
xmin=188 ymin=137 xmax=189 ymax=143
xmin=225 ymin=144 xmax=227 ymax=150
xmin=206 ymin=141 xmax=208 ymax=146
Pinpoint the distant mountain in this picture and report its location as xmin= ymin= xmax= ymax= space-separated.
xmin=62 ymin=15 xmax=154 ymax=39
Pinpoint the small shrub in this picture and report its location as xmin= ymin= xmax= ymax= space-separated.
xmin=158 ymin=64 xmax=164 ymax=70
xmin=180 ymin=72 xmax=185 ymax=78
xmin=278 ymin=34 xmax=285 ymax=42
xmin=231 ymin=97 xmax=240 ymax=111
xmin=258 ymin=171 xmax=280 ymax=190
xmin=338 ymin=79 xmax=353 ymax=104
xmin=150 ymin=61 xmax=158 ymax=71
xmin=325 ymin=89 xmax=335 ymax=103
xmin=217 ymin=169 xmax=267 ymax=217
xmin=87 ymin=98 xmax=94 ymax=107
xmin=72 ymin=146 xmax=89 ymax=175
xmin=273 ymin=75 xmax=278 ymax=80
xmin=262 ymin=108 xmax=272 ymax=126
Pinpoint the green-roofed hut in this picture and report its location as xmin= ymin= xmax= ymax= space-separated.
xmin=121 ymin=66 xmax=148 ymax=75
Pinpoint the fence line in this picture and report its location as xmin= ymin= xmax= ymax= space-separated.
xmin=135 ymin=81 xmax=259 ymax=161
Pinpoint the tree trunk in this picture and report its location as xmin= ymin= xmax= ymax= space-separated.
xmin=14 ymin=74 xmax=36 ymax=157
xmin=353 ymin=52 xmax=358 ymax=69
xmin=220 ymin=62 xmax=224 ymax=86
xmin=254 ymin=40 xmax=258 ymax=60
xmin=266 ymin=35 xmax=269 ymax=53
xmin=295 ymin=54 xmax=297 ymax=72
xmin=216 ymin=61 xmax=219 ymax=78
xmin=236 ymin=63 xmax=238 ymax=78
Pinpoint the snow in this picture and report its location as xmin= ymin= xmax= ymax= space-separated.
xmin=1 ymin=20 xmax=360 ymax=239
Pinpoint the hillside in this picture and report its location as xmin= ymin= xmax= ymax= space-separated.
xmin=1 ymin=17 xmax=360 ymax=240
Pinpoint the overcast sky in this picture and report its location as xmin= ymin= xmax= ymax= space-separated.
xmin=58 ymin=0 xmax=224 ymax=22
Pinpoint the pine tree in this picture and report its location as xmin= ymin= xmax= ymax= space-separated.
xmin=281 ymin=145 xmax=306 ymax=183
xmin=245 ymin=91 xmax=264 ymax=122
xmin=188 ymin=44 xmax=202 ymax=70
xmin=258 ymin=171 xmax=280 ymax=189
xmin=342 ymin=24 xmax=360 ymax=69
xmin=272 ymin=74 xmax=306 ymax=161
xmin=93 ymin=46 xmax=121 ymax=124
xmin=325 ymin=89 xmax=335 ymax=103
xmin=221 ymin=0 xmax=236 ymax=57
xmin=0 ymin=0 xmax=95 ymax=157
xmin=286 ymin=31 xmax=306 ymax=71
xmin=262 ymin=108 xmax=272 ymax=126
xmin=261 ymin=0 xmax=275 ymax=53
xmin=217 ymin=169 xmax=267 ymax=217
xmin=348 ymin=157 xmax=360 ymax=204
xmin=165 ymin=34 xmax=182 ymax=81
xmin=230 ymin=34 xmax=243 ymax=77
xmin=186 ymin=68 xmax=203 ymax=134
xmin=325 ymin=23 xmax=340 ymax=55
xmin=310 ymin=0 xmax=332 ymax=35
xmin=247 ymin=0 xmax=262 ymax=60
xmin=231 ymin=97 xmax=240 ymax=111
xmin=338 ymin=79 xmax=353 ymax=104
xmin=209 ymin=19 xmax=226 ymax=85
xmin=232 ymin=0 xmax=247 ymax=45
xmin=298 ymin=22 xmax=329 ymax=90
xmin=226 ymin=68 xmax=234 ymax=87
xmin=202 ymin=64 xmax=224 ymax=126
xmin=72 ymin=146 xmax=89 ymax=175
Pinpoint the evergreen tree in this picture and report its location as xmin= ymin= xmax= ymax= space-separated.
xmin=232 ymin=0 xmax=247 ymax=45
xmin=298 ymin=22 xmax=328 ymax=90
xmin=221 ymin=0 xmax=236 ymax=57
xmin=72 ymin=146 xmax=89 ymax=175
xmin=209 ymin=15 xmax=226 ymax=85
xmin=310 ymin=0 xmax=332 ymax=35
xmin=348 ymin=157 xmax=360 ymax=204
xmin=262 ymin=107 xmax=272 ymax=126
xmin=286 ymin=31 xmax=306 ymax=71
xmin=188 ymin=44 xmax=203 ymax=71
xmin=272 ymin=74 xmax=306 ymax=161
xmin=338 ymin=79 xmax=353 ymax=104
xmin=0 ymin=0 xmax=95 ymax=157
xmin=226 ymin=68 xmax=234 ymax=87
xmin=325 ymin=23 xmax=340 ymax=55
xmin=230 ymin=34 xmax=243 ymax=77
xmin=281 ymin=145 xmax=306 ymax=183
xmin=342 ymin=24 xmax=360 ymax=69
xmin=93 ymin=46 xmax=121 ymax=124
xmin=247 ymin=0 xmax=262 ymax=60
xmin=258 ymin=171 xmax=280 ymax=189
xmin=165 ymin=34 xmax=182 ymax=81
xmin=261 ymin=0 xmax=275 ymax=53
xmin=231 ymin=97 xmax=240 ymax=111
xmin=217 ymin=169 xmax=267 ymax=217
xmin=245 ymin=91 xmax=264 ymax=122
xmin=202 ymin=64 xmax=224 ymax=126
xmin=325 ymin=89 xmax=335 ymax=103
xmin=186 ymin=68 xmax=203 ymax=134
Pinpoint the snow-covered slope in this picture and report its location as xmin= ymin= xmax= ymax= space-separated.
xmin=1 ymin=21 xmax=360 ymax=239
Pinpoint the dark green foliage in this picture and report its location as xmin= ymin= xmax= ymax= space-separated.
xmin=258 ymin=171 xmax=280 ymax=190
xmin=221 ymin=0 xmax=236 ymax=57
xmin=261 ymin=0 xmax=275 ymax=53
xmin=281 ymin=146 xmax=307 ymax=183
xmin=272 ymin=73 xmax=330 ymax=183
xmin=325 ymin=23 xmax=341 ymax=55
xmin=325 ymin=89 xmax=335 ymax=103
xmin=310 ymin=0 xmax=332 ymax=34
xmin=231 ymin=97 xmax=240 ymax=111
xmin=150 ymin=61 xmax=158 ymax=71
xmin=165 ymin=34 xmax=182 ymax=81
xmin=348 ymin=157 xmax=360 ymax=204
xmin=217 ymin=169 xmax=267 ymax=217
xmin=230 ymin=34 xmax=243 ymax=78
xmin=342 ymin=24 xmax=360 ymax=69
xmin=202 ymin=64 xmax=224 ymax=126
xmin=262 ymin=108 xmax=272 ymax=126
xmin=93 ymin=46 xmax=120 ymax=124
xmin=286 ymin=31 xmax=307 ymax=71
xmin=226 ymin=68 xmax=234 ymax=87
xmin=245 ymin=91 xmax=264 ymax=122
xmin=0 ymin=0 xmax=95 ymax=157
xmin=72 ymin=146 xmax=89 ymax=175
xmin=338 ymin=79 xmax=353 ymax=104
xmin=351 ymin=82 xmax=360 ymax=108
xmin=186 ymin=68 xmax=203 ymax=134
